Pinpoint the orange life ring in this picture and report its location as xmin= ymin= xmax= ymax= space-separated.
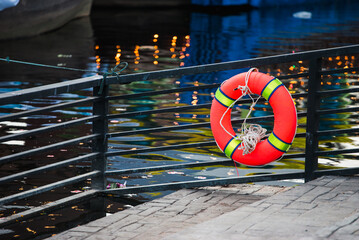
xmin=210 ymin=71 xmax=297 ymax=166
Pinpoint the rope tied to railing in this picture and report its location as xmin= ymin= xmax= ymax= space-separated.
xmin=97 ymin=62 xmax=128 ymax=95
xmin=0 ymin=57 xmax=128 ymax=95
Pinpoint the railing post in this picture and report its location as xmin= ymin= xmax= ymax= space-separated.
xmin=304 ymin=57 xmax=322 ymax=182
xmin=92 ymin=85 xmax=108 ymax=190
xmin=90 ymin=84 xmax=108 ymax=217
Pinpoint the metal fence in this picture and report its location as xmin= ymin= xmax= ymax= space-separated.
xmin=1 ymin=44 xmax=359 ymax=227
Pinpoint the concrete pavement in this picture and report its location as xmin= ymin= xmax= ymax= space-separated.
xmin=48 ymin=175 xmax=359 ymax=240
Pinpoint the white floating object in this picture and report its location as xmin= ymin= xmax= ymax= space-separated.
xmin=6 ymin=129 xmax=27 ymax=134
xmin=293 ymin=11 xmax=312 ymax=19
xmin=2 ymin=140 xmax=25 ymax=146
xmin=0 ymin=121 xmax=27 ymax=127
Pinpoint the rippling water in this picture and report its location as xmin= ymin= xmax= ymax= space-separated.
xmin=100 ymin=1 xmax=359 ymax=188
xmin=0 ymin=1 xmax=359 ymax=238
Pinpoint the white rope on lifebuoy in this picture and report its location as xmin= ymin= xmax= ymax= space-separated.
xmin=219 ymin=68 xmax=268 ymax=155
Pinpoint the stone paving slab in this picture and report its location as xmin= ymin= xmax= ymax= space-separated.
xmin=47 ymin=183 xmax=287 ymax=240
xmin=165 ymin=175 xmax=359 ymax=240
xmin=47 ymin=175 xmax=359 ymax=240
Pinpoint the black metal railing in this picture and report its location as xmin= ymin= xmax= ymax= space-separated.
xmin=0 ymin=44 xmax=359 ymax=227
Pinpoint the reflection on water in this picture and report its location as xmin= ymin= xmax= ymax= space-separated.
xmin=104 ymin=3 xmax=359 ymax=191
xmin=101 ymin=4 xmax=359 ymax=199
xmin=0 ymin=17 xmax=94 ymax=87
xmin=0 ymin=2 xmax=359 ymax=238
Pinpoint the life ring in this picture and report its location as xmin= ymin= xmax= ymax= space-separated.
xmin=210 ymin=70 xmax=297 ymax=166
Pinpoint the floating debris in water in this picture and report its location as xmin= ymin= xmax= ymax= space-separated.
xmin=44 ymin=226 xmax=56 ymax=229
xmin=293 ymin=11 xmax=312 ymax=19
xmin=123 ymin=193 xmax=137 ymax=198
xmin=195 ymin=176 xmax=207 ymax=180
xmin=82 ymin=186 xmax=91 ymax=191
xmin=167 ymin=171 xmax=184 ymax=175
xmin=139 ymin=45 xmax=156 ymax=51
xmin=1 ymin=140 xmax=25 ymax=146
xmin=141 ymin=174 xmax=153 ymax=179
xmin=106 ymin=181 xmax=127 ymax=189
xmin=0 ymin=121 xmax=27 ymax=127
xmin=26 ymin=227 xmax=36 ymax=234
xmin=0 ymin=228 xmax=14 ymax=235
xmin=70 ymin=190 xmax=82 ymax=194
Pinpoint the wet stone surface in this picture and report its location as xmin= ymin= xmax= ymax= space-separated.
xmin=47 ymin=176 xmax=359 ymax=240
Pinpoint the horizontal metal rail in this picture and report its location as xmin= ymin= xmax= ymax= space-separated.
xmin=320 ymin=66 xmax=359 ymax=76
xmin=0 ymin=189 xmax=99 ymax=228
xmin=107 ymin=73 xmax=309 ymax=101
xmin=318 ymin=87 xmax=359 ymax=96
xmin=277 ymin=72 xmax=309 ymax=80
xmin=106 ymin=137 xmax=306 ymax=159
xmin=0 ymin=115 xmax=100 ymax=143
xmin=0 ymin=152 xmax=99 ymax=184
xmin=0 ymin=134 xmax=99 ymax=165
xmin=0 ymin=75 xmax=102 ymax=105
xmin=108 ymin=111 xmax=308 ymax=138
xmin=316 ymin=148 xmax=359 ymax=156
xmin=104 ymin=171 xmax=305 ymax=195
xmin=119 ymin=114 xmax=275 ymax=138
xmin=106 ymin=141 xmax=216 ymax=157
xmin=0 ymin=97 xmax=97 ymax=122
xmin=109 ymin=45 xmax=359 ymax=85
xmin=317 ymin=127 xmax=359 ymax=136
xmin=317 ymin=106 xmax=359 ymax=115
xmin=108 ymin=122 xmax=211 ymax=138
xmin=105 ymin=151 xmax=307 ymax=176
xmin=0 ymin=170 xmax=100 ymax=206
xmin=109 ymin=104 xmax=211 ymax=119
xmin=107 ymin=84 xmax=220 ymax=101
xmin=105 ymin=159 xmax=234 ymax=176
xmin=108 ymin=91 xmax=308 ymax=120
xmin=315 ymin=167 xmax=359 ymax=177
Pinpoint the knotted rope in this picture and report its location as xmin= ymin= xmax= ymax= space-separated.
xmin=0 ymin=57 xmax=128 ymax=94
xmin=220 ymin=68 xmax=268 ymax=155
xmin=97 ymin=62 xmax=128 ymax=94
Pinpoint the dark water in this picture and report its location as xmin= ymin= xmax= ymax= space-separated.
xmin=0 ymin=1 xmax=359 ymax=238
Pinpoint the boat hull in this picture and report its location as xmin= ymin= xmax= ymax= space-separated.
xmin=0 ymin=0 xmax=92 ymax=40
xmin=93 ymin=0 xmax=190 ymax=7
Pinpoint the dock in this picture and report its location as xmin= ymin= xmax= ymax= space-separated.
xmin=48 ymin=175 xmax=359 ymax=239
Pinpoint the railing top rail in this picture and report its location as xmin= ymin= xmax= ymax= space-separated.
xmin=111 ymin=44 xmax=359 ymax=84
xmin=0 ymin=75 xmax=102 ymax=105
xmin=0 ymin=44 xmax=358 ymax=105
